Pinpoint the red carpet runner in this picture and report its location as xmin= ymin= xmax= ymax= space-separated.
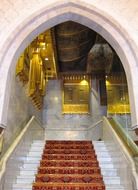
xmin=32 ymin=141 xmax=105 ymax=190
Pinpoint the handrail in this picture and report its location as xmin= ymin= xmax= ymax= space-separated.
xmin=0 ymin=116 xmax=35 ymax=180
xmin=108 ymin=117 xmax=138 ymax=157
xmin=104 ymin=117 xmax=138 ymax=189
xmin=87 ymin=120 xmax=102 ymax=130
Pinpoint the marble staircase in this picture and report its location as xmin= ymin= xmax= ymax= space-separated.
xmin=4 ymin=140 xmax=126 ymax=190
xmin=93 ymin=141 xmax=125 ymax=190
xmin=6 ymin=140 xmax=45 ymax=190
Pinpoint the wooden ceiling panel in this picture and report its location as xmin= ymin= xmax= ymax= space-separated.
xmin=55 ymin=21 xmax=96 ymax=72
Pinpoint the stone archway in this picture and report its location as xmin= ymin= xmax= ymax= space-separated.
xmin=0 ymin=1 xmax=138 ymax=129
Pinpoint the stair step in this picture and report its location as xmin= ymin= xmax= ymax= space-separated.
xmin=23 ymin=160 xmax=40 ymax=164
xmin=32 ymin=183 xmax=105 ymax=189
xmin=106 ymin=184 xmax=125 ymax=189
xmin=19 ymin=167 xmax=38 ymax=171
xmin=29 ymin=147 xmax=44 ymax=151
xmin=96 ymin=152 xmax=119 ymax=157
xmin=39 ymin=160 xmax=99 ymax=167
xmin=26 ymin=156 xmax=41 ymax=160
xmin=96 ymin=156 xmax=120 ymax=161
xmin=38 ymin=166 xmax=101 ymax=174
xmin=35 ymin=173 xmax=103 ymax=183
xmin=21 ymin=163 xmax=40 ymax=169
xmin=16 ymin=178 xmax=35 ymax=184
xmin=101 ymin=168 xmax=118 ymax=176
xmin=99 ymin=163 xmax=116 ymax=169
xmin=12 ymin=184 xmax=32 ymax=189
xmin=17 ymin=175 xmax=35 ymax=179
xmin=20 ymin=170 xmax=37 ymax=175
xmin=103 ymin=176 xmax=121 ymax=185
xmin=27 ymin=152 xmax=43 ymax=156
xmin=5 ymin=140 xmax=127 ymax=190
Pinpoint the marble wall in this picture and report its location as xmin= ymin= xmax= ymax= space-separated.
xmin=1 ymin=76 xmax=42 ymax=156
xmin=90 ymin=78 xmax=107 ymax=118
xmin=43 ymin=79 xmax=106 ymax=132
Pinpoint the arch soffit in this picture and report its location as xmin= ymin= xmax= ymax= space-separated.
xmin=0 ymin=1 xmax=138 ymax=125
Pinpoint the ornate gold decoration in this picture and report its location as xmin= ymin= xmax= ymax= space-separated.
xmin=16 ymin=53 xmax=29 ymax=84
xmin=63 ymin=104 xmax=89 ymax=114
xmin=62 ymin=74 xmax=90 ymax=114
xmin=15 ymin=29 xmax=57 ymax=110
xmin=106 ymin=74 xmax=130 ymax=114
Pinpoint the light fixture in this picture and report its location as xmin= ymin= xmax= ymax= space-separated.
xmin=80 ymin=79 xmax=88 ymax=86
xmin=54 ymin=97 xmax=58 ymax=102
xmin=45 ymin=58 xmax=49 ymax=61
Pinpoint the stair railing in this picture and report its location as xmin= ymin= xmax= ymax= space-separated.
xmin=108 ymin=117 xmax=138 ymax=157
xmin=103 ymin=116 xmax=138 ymax=190
xmin=0 ymin=116 xmax=44 ymax=190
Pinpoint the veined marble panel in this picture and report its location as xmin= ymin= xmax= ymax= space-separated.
xmin=43 ymin=80 xmax=103 ymax=130
xmin=43 ymin=79 xmax=103 ymax=140
xmin=1 ymin=76 xmax=42 ymax=157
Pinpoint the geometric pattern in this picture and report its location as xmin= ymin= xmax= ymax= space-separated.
xmin=32 ymin=141 xmax=105 ymax=190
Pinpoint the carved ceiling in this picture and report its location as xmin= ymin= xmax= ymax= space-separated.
xmin=87 ymin=44 xmax=113 ymax=75
xmin=55 ymin=21 xmax=96 ymax=72
xmin=53 ymin=21 xmax=122 ymax=76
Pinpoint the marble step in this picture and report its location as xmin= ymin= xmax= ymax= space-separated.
xmin=94 ymin=141 xmax=126 ymax=190
xmin=22 ymin=159 xmax=40 ymax=164
xmin=16 ymin=177 xmax=35 ymax=184
xmin=27 ymin=152 xmax=43 ymax=157
xmin=31 ymin=142 xmax=45 ymax=146
xmin=5 ymin=140 xmax=44 ymax=190
xmin=29 ymin=147 xmax=44 ymax=150
xmin=101 ymin=168 xmax=118 ymax=176
xmin=93 ymin=142 xmax=113 ymax=146
xmin=94 ymin=146 xmax=117 ymax=151
xmin=16 ymin=175 xmax=35 ymax=180
xmin=106 ymin=186 xmax=125 ymax=190
xmin=103 ymin=176 xmax=121 ymax=185
xmin=99 ymin=163 xmax=120 ymax=169
xmin=10 ymin=156 xmax=42 ymax=162
xmin=21 ymin=163 xmax=40 ymax=169
xmin=12 ymin=149 xmax=43 ymax=157
xmin=12 ymin=184 xmax=32 ymax=189
xmin=95 ymin=151 xmax=119 ymax=156
xmin=20 ymin=170 xmax=37 ymax=176
xmin=96 ymin=156 xmax=120 ymax=162
xmin=20 ymin=167 xmax=38 ymax=175
xmin=93 ymin=141 xmax=114 ymax=146
xmin=25 ymin=157 xmax=41 ymax=162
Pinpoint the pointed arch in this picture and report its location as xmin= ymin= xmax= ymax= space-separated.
xmin=0 ymin=1 xmax=138 ymax=128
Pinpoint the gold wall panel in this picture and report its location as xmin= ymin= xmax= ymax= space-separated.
xmin=64 ymin=84 xmax=89 ymax=104
xmin=107 ymin=104 xmax=130 ymax=114
xmin=63 ymin=104 xmax=89 ymax=114
xmin=106 ymin=74 xmax=130 ymax=114
xmin=62 ymin=75 xmax=90 ymax=114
